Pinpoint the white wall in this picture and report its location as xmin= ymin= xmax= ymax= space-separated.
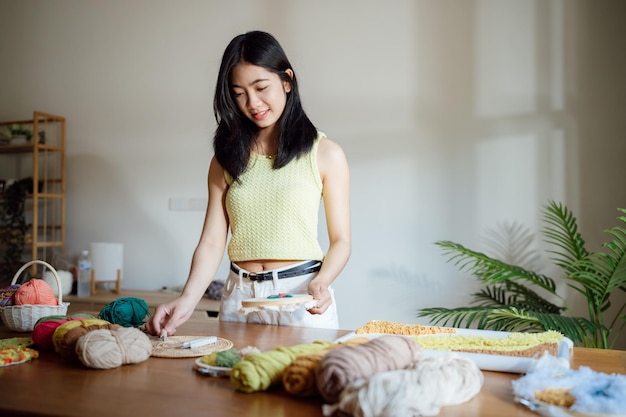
xmin=1 ymin=0 xmax=625 ymax=348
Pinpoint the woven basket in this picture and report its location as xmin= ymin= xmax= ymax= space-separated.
xmin=0 ymin=260 xmax=70 ymax=332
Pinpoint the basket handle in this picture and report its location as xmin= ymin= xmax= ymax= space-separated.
xmin=10 ymin=260 xmax=64 ymax=305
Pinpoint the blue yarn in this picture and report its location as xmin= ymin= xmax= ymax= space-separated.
xmin=98 ymin=297 xmax=150 ymax=327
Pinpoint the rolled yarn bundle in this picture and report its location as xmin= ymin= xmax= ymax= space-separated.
xmin=14 ymin=280 xmax=58 ymax=305
xmin=57 ymin=322 xmax=121 ymax=361
xmin=98 ymin=297 xmax=150 ymax=327
xmin=230 ymin=340 xmax=335 ymax=393
xmin=283 ymin=348 xmax=331 ymax=397
xmin=283 ymin=337 xmax=370 ymax=397
xmin=322 ymin=354 xmax=484 ymax=417
xmin=76 ymin=327 xmax=152 ymax=369
xmin=52 ymin=318 xmax=112 ymax=355
xmin=32 ymin=314 xmax=98 ymax=351
xmin=32 ymin=318 xmax=73 ymax=351
xmin=316 ymin=335 xmax=421 ymax=404
xmin=0 ymin=284 xmax=21 ymax=306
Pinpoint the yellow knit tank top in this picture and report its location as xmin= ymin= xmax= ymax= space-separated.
xmin=224 ymin=133 xmax=325 ymax=262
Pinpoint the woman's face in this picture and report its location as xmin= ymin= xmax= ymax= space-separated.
xmin=230 ymin=63 xmax=292 ymax=131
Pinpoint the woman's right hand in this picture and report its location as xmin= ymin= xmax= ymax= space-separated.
xmin=144 ymin=296 xmax=196 ymax=337
xmin=145 ymin=157 xmax=229 ymax=337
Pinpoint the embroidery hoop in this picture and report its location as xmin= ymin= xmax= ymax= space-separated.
xmin=239 ymin=294 xmax=317 ymax=314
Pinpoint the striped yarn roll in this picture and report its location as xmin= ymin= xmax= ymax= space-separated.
xmin=230 ymin=340 xmax=334 ymax=393
xmin=283 ymin=337 xmax=370 ymax=397
xmin=316 ymin=335 xmax=421 ymax=404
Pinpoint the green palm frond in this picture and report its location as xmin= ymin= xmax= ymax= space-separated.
xmin=417 ymin=306 xmax=500 ymax=329
xmin=569 ymin=250 xmax=626 ymax=306
xmin=473 ymin=282 xmax=563 ymax=314
xmin=483 ymin=308 xmax=601 ymax=343
xmin=420 ymin=203 xmax=626 ymax=349
xmin=543 ymin=201 xmax=588 ymax=270
xmin=418 ymin=306 xmax=601 ymax=344
xmin=473 ymin=285 xmax=509 ymax=307
xmin=435 ymin=240 xmax=557 ymax=293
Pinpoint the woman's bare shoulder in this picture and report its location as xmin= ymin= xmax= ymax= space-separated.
xmin=318 ymin=135 xmax=347 ymax=163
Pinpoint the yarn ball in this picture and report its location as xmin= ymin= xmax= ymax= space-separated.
xmin=324 ymin=354 xmax=484 ymax=417
xmin=14 ymin=279 xmax=58 ymax=305
xmin=283 ymin=337 xmax=370 ymax=397
xmin=316 ymin=335 xmax=421 ymax=404
xmin=56 ymin=322 xmax=121 ymax=361
xmin=98 ymin=297 xmax=150 ymax=327
xmin=32 ymin=314 xmax=97 ymax=351
xmin=76 ymin=327 xmax=152 ymax=369
xmin=52 ymin=318 xmax=111 ymax=353
xmin=0 ymin=284 xmax=21 ymax=306
xmin=201 ymin=348 xmax=242 ymax=367
xmin=33 ymin=318 xmax=73 ymax=351
xmin=230 ymin=340 xmax=335 ymax=393
xmin=34 ymin=312 xmax=96 ymax=328
xmin=205 ymin=280 xmax=224 ymax=300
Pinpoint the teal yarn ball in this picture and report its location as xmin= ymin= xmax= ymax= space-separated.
xmin=98 ymin=297 xmax=151 ymax=327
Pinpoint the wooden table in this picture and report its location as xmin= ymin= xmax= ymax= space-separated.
xmin=0 ymin=319 xmax=624 ymax=417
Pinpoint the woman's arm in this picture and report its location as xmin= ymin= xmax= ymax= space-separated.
xmin=308 ymin=136 xmax=351 ymax=314
xmin=145 ymin=157 xmax=229 ymax=335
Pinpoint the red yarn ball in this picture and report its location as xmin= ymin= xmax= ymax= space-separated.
xmin=33 ymin=318 xmax=72 ymax=351
xmin=14 ymin=279 xmax=58 ymax=305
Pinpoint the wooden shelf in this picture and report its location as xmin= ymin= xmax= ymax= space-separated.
xmin=0 ymin=143 xmax=64 ymax=154
xmin=0 ymin=112 xmax=66 ymax=276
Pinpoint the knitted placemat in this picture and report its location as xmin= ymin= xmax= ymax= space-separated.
xmin=0 ymin=345 xmax=39 ymax=367
xmin=0 ymin=337 xmax=32 ymax=349
xmin=150 ymin=335 xmax=233 ymax=358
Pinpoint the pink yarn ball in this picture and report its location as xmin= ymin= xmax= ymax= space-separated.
xmin=14 ymin=279 xmax=58 ymax=305
xmin=33 ymin=318 xmax=72 ymax=351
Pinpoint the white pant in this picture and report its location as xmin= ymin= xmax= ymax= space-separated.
xmin=219 ymin=261 xmax=339 ymax=329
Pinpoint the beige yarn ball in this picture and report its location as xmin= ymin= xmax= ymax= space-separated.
xmin=75 ymin=327 xmax=152 ymax=369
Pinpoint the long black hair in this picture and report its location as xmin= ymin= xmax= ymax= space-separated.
xmin=213 ymin=31 xmax=317 ymax=181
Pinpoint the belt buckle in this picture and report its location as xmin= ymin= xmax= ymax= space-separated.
xmin=248 ymin=272 xmax=270 ymax=281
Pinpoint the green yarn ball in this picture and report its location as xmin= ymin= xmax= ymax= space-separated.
xmin=98 ymin=297 xmax=150 ymax=327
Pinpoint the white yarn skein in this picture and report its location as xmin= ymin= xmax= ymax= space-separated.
xmin=75 ymin=327 xmax=152 ymax=369
xmin=323 ymin=354 xmax=484 ymax=417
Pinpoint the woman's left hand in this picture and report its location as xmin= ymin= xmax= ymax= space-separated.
xmin=307 ymin=277 xmax=332 ymax=314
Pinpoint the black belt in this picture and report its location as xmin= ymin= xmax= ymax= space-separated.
xmin=230 ymin=260 xmax=322 ymax=281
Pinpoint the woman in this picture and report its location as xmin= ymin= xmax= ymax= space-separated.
xmin=146 ymin=31 xmax=350 ymax=335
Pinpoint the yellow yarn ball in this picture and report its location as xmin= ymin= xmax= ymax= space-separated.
xmin=52 ymin=318 xmax=110 ymax=352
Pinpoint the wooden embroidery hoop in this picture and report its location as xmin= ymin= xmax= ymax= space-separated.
xmin=239 ymin=294 xmax=317 ymax=313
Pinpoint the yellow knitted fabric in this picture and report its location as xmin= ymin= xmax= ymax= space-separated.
xmin=225 ymin=133 xmax=325 ymax=262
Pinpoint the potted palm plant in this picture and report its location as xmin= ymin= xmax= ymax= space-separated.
xmin=418 ymin=201 xmax=626 ymax=349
